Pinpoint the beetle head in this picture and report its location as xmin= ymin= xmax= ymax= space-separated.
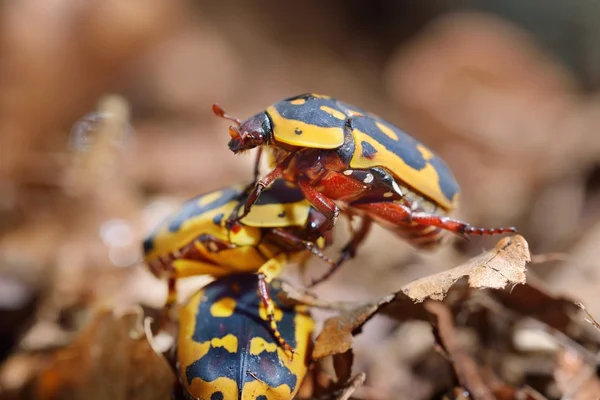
xmin=227 ymin=113 xmax=272 ymax=153
xmin=212 ymin=104 xmax=272 ymax=154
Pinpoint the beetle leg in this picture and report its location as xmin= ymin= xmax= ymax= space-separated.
xmin=256 ymin=255 xmax=295 ymax=360
xmin=309 ymin=216 xmax=373 ymax=287
xmin=225 ymin=148 xmax=265 ymax=241
xmin=352 ymin=202 xmax=516 ymax=238
xmin=269 ymin=228 xmax=336 ymax=268
xmin=252 ymin=146 xmax=263 ymax=183
xmin=226 ymin=161 xmax=288 ymax=230
xmin=297 ymin=178 xmax=340 ymax=233
xmin=409 ymin=211 xmax=518 ymax=237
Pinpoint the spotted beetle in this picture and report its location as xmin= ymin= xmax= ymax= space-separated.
xmin=143 ymin=179 xmax=361 ymax=355
xmin=213 ymin=93 xmax=516 ymax=252
xmin=177 ymin=274 xmax=313 ymax=400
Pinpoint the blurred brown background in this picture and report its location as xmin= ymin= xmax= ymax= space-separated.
xmin=2 ymin=1 xmax=600 ymax=399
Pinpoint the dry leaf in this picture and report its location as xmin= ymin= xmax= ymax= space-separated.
xmin=404 ymin=235 xmax=529 ymax=302
xmin=314 ymin=236 xmax=530 ymax=361
xmin=29 ymin=307 xmax=175 ymax=400
xmin=313 ymin=295 xmax=394 ymax=360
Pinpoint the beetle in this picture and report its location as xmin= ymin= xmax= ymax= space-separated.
xmin=177 ymin=274 xmax=314 ymax=400
xmin=213 ymin=93 xmax=516 ymax=252
xmin=143 ymin=179 xmax=362 ymax=355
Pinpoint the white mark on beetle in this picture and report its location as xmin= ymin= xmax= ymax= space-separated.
xmin=383 ymin=192 xmax=394 ymax=198
xmin=343 ymin=170 xmax=353 ymax=176
xmin=392 ymin=181 xmax=403 ymax=196
xmin=363 ymin=173 xmax=374 ymax=184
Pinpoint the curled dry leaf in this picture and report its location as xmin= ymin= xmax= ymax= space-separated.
xmin=404 ymin=235 xmax=529 ymax=302
xmin=29 ymin=307 xmax=175 ymax=400
xmin=314 ymin=236 xmax=531 ymax=362
xmin=313 ymin=295 xmax=395 ymax=360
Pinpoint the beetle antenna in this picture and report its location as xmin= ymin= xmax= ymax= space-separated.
xmin=212 ymin=104 xmax=241 ymax=126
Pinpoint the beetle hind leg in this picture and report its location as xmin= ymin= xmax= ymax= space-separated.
xmin=409 ymin=211 xmax=517 ymax=238
xmin=256 ymin=256 xmax=295 ymax=360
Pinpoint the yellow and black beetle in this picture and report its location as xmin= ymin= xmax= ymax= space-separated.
xmin=213 ymin=93 xmax=516 ymax=250
xmin=143 ymin=179 xmax=359 ymax=354
xmin=177 ymin=274 xmax=313 ymax=400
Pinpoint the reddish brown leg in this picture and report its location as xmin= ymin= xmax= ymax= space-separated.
xmin=226 ymin=154 xmax=295 ymax=229
xmin=256 ymin=272 xmax=295 ymax=360
xmin=252 ymin=147 xmax=263 ymax=183
xmin=297 ymin=179 xmax=339 ymax=233
xmin=269 ymin=228 xmax=335 ymax=267
xmin=309 ymin=216 xmax=373 ymax=287
xmin=353 ymin=202 xmax=516 ymax=237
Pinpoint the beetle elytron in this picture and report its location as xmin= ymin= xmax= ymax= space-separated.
xmin=143 ymin=179 xmax=361 ymax=355
xmin=213 ymin=93 xmax=516 ymax=250
xmin=177 ymin=274 xmax=313 ymax=400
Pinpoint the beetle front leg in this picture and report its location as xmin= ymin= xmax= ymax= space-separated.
xmin=256 ymin=255 xmax=295 ymax=360
xmin=297 ymin=178 xmax=339 ymax=233
xmin=226 ymin=157 xmax=293 ymax=229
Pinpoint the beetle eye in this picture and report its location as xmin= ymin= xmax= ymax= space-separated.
xmin=229 ymin=126 xmax=242 ymax=141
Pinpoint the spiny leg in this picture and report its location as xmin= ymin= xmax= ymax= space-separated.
xmin=256 ymin=256 xmax=295 ymax=360
xmin=309 ymin=216 xmax=373 ymax=287
xmin=269 ymin=228 xmax=335 ymax=268
xmin=225 ymin=150 xmax=264 ymax=241
xmin=252 ymin=146 xmax=263 ymax=183
xmin=352 ymin=202 xmax=516 ymax=238
xmin=297 ymin=178 xmax=340 ymax=233
xmin=226 ymin=154 xmax=295 ymax=230
xmin=409 ymin=211 xmax=517 ymax=237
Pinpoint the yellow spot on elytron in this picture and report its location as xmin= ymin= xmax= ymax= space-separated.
xmin=346 ymin=108 xmax=364 ymax=117
xmin=210 ymin=297 xmax=236 ymax=317
xmin=350 ymin=128 xmax=455 ymax=211
xmin=417 ymin=144 xmax=435 ymax=161
xmin=320 ymin=105 xmax=346 ymax=120
xmin=290 ymin=98 xmax=306 ymax=105
xmin=210 ymin=334 xmax=238 ymax=353
xmin=241 ymin=201 xmax=310 ymax=228
xmin=376 ymin=121 xmax=399 ymax=141
xmin=188 ymin=376 xmax=238 ymax=400
xmin=311 ymin=93 xmax=332 ymax=99
xmin=259 ymin=303 xmax=283 ymax=321
xmin=196 ymin=191 xmax=223 ymax=207
xmin=250 ymin=337 xmax=278 ymax=355
xmin=267 ymin=106 xmax=344 ymax=149
xmin=243 ymin=380 xmax=294 ymax=400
